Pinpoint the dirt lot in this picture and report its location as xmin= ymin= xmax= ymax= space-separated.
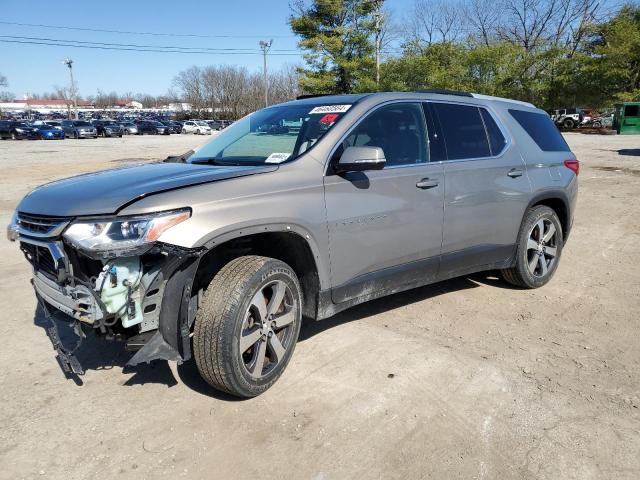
xmin=0 ymin=133 xmax=639 ymax=480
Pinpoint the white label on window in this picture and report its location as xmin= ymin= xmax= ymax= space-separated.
xmin=309 ymin=104 xmax=352 ymax=114
xmin=265 ymin=152 xmax=291 ymax=164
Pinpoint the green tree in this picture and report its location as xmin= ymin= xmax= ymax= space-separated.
xmin=289 ymin=0 xmax=383 ymax=94
xmin=585 ymin=5 xmax=640 ymax=103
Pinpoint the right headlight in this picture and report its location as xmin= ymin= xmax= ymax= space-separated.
xmin=63 ymin=209 xmax=191 ymax=257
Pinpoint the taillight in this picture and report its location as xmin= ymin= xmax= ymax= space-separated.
xmin=564 ymin=159 xmax=579 ymax=175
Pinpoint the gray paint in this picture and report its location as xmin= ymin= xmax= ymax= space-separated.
xmin=14 ymin=91 xmax=578 ymax=305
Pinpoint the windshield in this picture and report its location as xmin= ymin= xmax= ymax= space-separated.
xmin=190 ymin=102 xmax=352 ymax=165
xmin=74 ymin=121 xmax=91 ymax=126
xmin=38 ymin=124 xmax=54 ymax=129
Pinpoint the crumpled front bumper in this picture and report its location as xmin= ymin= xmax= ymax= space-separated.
xmin=20 ymin=231 xmax=204 ymax=373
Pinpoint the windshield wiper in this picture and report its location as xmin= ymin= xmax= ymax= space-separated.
xmin=190 ymin=157 xmax=250 ymax=166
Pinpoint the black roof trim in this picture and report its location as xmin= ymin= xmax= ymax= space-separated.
xmin=415 ymin=89 xmax=473 ymax=97
xmin=296 ymin=94 xmax=335 ymax=100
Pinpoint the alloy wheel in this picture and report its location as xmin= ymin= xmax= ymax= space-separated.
xmin=526 ymin=218 xmax=558 ymax=277
xmin=239 ymin=280 xmax=296 ymax=379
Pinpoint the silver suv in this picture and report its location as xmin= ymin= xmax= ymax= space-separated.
xmin=8 ymin=91 xmax=578 ymax=397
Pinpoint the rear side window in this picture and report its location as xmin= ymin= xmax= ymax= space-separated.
xmin=432 ymin=103 xmax=490 ymax=160
xmin=509 ymin=109 xmax=570 ymax=152
xmin=480 ymin=109 xmax=507 ymax=156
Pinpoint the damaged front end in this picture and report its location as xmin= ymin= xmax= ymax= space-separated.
xmin=8 ymin=210 xmax=203 ymax=376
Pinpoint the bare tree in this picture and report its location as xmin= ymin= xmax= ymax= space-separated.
xmin=172 ymin=64 xmax=301 ymax=119
xmin=53 ymin=86 xmax=73 ymax=119
xmin=0 ymin=73 xmax=7 ymax=88
xmin=497 ymin=0 xmax=603 ymax=52
xmin=405 ymin=0 xmax=467 ymax=49
xmin=465 ymin=0 xmax=502 ymax=46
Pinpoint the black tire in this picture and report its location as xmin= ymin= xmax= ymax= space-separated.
xmin=193 ymin=255 xmax=302 ymax=398
xmin=563 ymin=118 xmax=575 ymax=129
xmin=502 ymin=205 xmax=563 ymax=289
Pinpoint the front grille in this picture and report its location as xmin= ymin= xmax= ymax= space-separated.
xmin=21 ymin=242 xmax=58 ymax=278
xmin=17 ymin=213 xmax=70 ymax=237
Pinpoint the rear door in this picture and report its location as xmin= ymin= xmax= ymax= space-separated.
xmin=429 ymin=101 xmax=531 ymax=278
xmin=324 ymin=102 xmax=445 ymax=303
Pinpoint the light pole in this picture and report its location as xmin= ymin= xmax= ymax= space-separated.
xmin=259 ymin=40 xmax=272 ymax=108
xmin=63 ymin=58 xmax=78 ymax=119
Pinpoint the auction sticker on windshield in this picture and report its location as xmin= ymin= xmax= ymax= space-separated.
xmin=309 ymin=104 xmax=352 ymax=114
xmin=265 ymin=152 xmax=291 ymax=164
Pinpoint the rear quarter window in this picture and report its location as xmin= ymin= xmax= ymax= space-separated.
xmin=508 ymin=109 xmax=570 ymax=152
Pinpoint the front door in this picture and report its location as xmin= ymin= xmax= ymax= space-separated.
xmin=324 ymin=102 xmax=445 ymax=304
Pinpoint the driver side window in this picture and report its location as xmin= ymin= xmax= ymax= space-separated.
xmin=336 ymin=103 xmax=428 ymax=167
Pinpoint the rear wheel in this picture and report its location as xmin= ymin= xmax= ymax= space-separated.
xmin=193 ymin=256 xmax=302 ymax=398
xmin=502 ymin=206 xmax=563 ymax=288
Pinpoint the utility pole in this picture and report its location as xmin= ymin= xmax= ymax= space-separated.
xmin=374 ymin=11 xmax=383 ymax=89
xmin=259 ymin=40 xmax=272 ymax=108
xmin=63 ymin=58 xmax=78 ymax=119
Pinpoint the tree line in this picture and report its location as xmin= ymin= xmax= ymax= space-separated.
xmin=2 ymin=0 xmax=637 ymax=115
xmin=290 ymin=0 xmax=640 ymax=110
xmin=171 ymin=64 xmax=301 ymax=118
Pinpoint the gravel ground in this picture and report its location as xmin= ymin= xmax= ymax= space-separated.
xmin=0 ymin=132 xmax=638 ymax=480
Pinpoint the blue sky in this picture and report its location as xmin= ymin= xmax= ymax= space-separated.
xmin=0 ymin=0 xmax=411 ymax=98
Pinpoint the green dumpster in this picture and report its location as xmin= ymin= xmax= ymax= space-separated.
xmin=614 ymin=102 xmax=640 ymax=134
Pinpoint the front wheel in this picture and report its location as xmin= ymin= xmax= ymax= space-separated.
xmin=193 ymin=256 xmax=302 ymax=398
xmin=563 ymin=118 xmax=575 ymax=129
xmin=502 ymin=205 xmax=563 ymax=288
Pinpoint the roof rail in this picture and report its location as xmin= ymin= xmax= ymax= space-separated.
xmin=415 ymin=89 xmax=473 ymax=98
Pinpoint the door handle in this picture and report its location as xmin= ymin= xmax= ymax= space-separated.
xmin=416 ymin=178 xmax=439 ymax=189
xmin=507 ymin=169 xmax=524 ymax=178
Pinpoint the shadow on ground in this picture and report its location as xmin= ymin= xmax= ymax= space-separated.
xmin=32 ymin=270 xmax=515 ymax=398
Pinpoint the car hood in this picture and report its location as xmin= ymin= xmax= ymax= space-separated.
xmin=17 ymin=162 xmax=278 ymax=216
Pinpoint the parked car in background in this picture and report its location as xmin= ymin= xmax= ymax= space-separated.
xmin=590 ymin=112 xmax=614 ymax=128
xmin=206 ymin=120 xmax=223 ymax=131
xmin=33 ymin=120 xmax=63 ymax=131
xmin=61 ymin=120 xmax=98 ymax=139
xmin=161 ymin=120 xmax=182 ymax=134
xmin=44 ymin=121 xmax=63 ymax=130
xmin=92 ymin=120 xmax=124 ymax=138
xmin=119 ymin=122 xmax=138 ymax=135
xmin=135 ymin=120 xmax=169 ymax=135
xmin=0 ymin=121 xmax=40 ymax=140
xmin=7 ymin=91 xmax=578 ymax=398
xmin=181 ymin=120 xmax=211 ymax=135
xmin=34 ymin=124 xmax=65 ymax=140
xmin=550 ymin=108 xmax=584 ymax=129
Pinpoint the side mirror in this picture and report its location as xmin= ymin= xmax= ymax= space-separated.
xmin=334 ymin=146 xmax=386 ymax=174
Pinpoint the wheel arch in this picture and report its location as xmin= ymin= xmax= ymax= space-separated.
xmin=527 ymin=191 xmax=571 ymax=239
xmin=194 ymin=228 xmax=324 ymax=320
